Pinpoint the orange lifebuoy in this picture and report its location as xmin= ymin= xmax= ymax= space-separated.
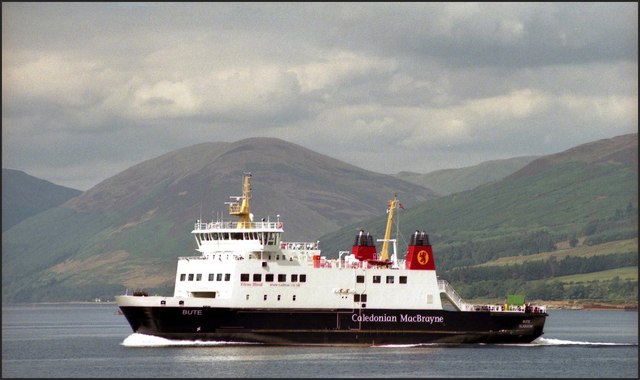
xmin=277 ymin=222 xmax=283 ymax=228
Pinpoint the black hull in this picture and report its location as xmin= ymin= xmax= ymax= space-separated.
xmin=119 ymin=306 xmax=547 ymax=346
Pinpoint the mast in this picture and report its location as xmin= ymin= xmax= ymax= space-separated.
xmin=228 ymin=173 xmax=252 ymax=228
xmin=379 ymin=194 xmax=398 ymax=261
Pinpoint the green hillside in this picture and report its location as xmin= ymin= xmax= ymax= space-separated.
xmin=318 ymin=134 xmax=638 ymax=303
xmin=442 ymin=238 xmax=637 ymax=301
xmin=475 ymin=239 xmax=637 ymax=267
xmin=319 ymin=160 xmax=637 ymax=261
xmin=553 ymin=266 xmax=637 ymax=283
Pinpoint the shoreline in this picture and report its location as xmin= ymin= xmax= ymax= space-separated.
xmin=540 ymin=300 xmax=638 ymax=311
xmin=463 ymin=298 xmax=639 ymax=311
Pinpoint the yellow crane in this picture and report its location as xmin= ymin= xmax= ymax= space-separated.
xmin=379 ymin=194 xmax=399 ymax=262
xmin=228 ymin=173 xmax=252 ymax=228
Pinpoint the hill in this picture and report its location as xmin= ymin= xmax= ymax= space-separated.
xmin=396 ymin=155 xmax=538 ymax=196
xmin=3 ymin=134 xmax=636 ymax=304
xmin=2 ymin=137 xmax=437 ymax=303
xmin=2 ymin=169 xmax=81 ymax=232
xmin=318 ymin=133 xmax=638 ymax=303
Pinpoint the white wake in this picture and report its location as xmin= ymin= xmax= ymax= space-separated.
xmin=531 ymin=337 xmax=636 ymax=346
xmin=121 ymin=333 xmax=261 ymax=347
xmin=121 ymin=333 xmax=636 ymax=348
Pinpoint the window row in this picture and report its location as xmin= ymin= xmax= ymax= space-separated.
xmin=180 ymin=273 xmax=231 ymax=282
xmin=356 ymin=275 xmax=408 ymax=284
xmin=240 ymin=273 xmax=307 ymax=283
xmin=197 ymin=231 xmax=279 ymax=245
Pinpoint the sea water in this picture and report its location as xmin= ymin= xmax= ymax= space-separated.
xmin=2 ymin=303 xmax=637 ymax=378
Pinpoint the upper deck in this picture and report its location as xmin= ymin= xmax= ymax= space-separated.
xmin=192 ymin=219 xmax=287 ymax=253
xmin=193 ymin=220 xmax=283 ymax=232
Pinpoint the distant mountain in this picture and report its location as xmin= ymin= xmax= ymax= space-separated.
xmin=396 ymin=155 xmax=538 ymax=196
xmin=3 ymin=134 xmax=636 ymax=304
xmin=319 ymin=133 xmax=638 ymax=302
xmin=2 ymin=169 xmax=81 ymax=232
xmin=63 ymin=137 xmax=438 ymax=239
xmin=2 ymin=137 xmax=437 ymax=303
xmin=505 ymin=133 xmax=638 ymax=181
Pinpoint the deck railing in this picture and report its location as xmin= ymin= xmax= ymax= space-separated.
xmin=438 ymin=280 xmax=474 ymax=311
xmin=438 ymin=279 xmax=547 ymax=313
xmin=193 ymin=221 xmax=282 ymax=230
xmin=281 ymin=241 xmax=320 ymax=250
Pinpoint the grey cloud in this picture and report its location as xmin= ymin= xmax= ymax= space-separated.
xmin=2 ymin=2 xmax=637 ymax=190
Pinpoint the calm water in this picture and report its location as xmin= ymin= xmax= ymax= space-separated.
xmin=2 ymin=303 xmax=637 ymax=378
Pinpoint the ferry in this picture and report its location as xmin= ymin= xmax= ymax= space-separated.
xmin=116 ymin=173 xmax=547 ymax=345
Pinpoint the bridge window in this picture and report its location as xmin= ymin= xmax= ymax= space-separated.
xmin=196 ymin=274 xmax=202 ymax=281
xmin=373 ymin=275 xmax=381 ymax=283
xmin=291 ymin=274 xmax=298 ymax=282
xmin=188 ymin=274 xmax=194 ymax=281
xmin=266 ymin=233 xmax=276 ymax=245
xmin=300 ymin=274 xmax=307 ymax=283
xmin=240 ymin=273 xmax=249 ymax=282
xmin=265 ymin=274 xmax=274 ymax=282
xmin=180 ymin=274 xmax=186 ymax=281
xmin=399 ymin=276 xmax=407 ymax=284
xmin=278 ymin=274 xmax=286 ymax=282
xmin=208 ymin=274 xmax=214 ymax=281
xmin=356 ymin=275 xmax=365 ymax=283
xmin=216 ymin=273 xmax=222 ymax=281
xmin=225 ymin=273 xmax=231 ymax=281
xmin=253 ymin=274 xmax=262 ymax=282
xmin=386 ymin=276 xmax=394 ymax=284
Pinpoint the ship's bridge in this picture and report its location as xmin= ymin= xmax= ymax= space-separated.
xmin=192 ymin=220 xmax=284 ymax=254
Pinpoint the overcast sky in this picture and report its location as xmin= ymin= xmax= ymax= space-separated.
xmin=2 ymin=3 xmax=638 ymax=190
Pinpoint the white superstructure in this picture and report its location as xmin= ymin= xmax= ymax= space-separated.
xmin=118 ymin=172 xmax=545 ymax=315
